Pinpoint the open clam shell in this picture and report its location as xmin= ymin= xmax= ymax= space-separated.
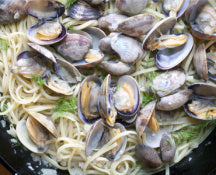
xmin=78 ymin=76 xmax=101 ymax=124
xmin=184 ymin=97 xmax=216 ymax=120
xmin=193 ymin=43 xmax=208 ymax=81
xmin=11 ymin=51 xmax=47 ymax=79
xmin=28 ymin=111 xmax=57 ymax=138
xmin=114 ymin=75 xmax=140 ymax=118
xmin=162 ymin=0 xmax=190 ymax=18
xmin=16 ymin=120 xmax=48 ymax=154
xmin=27 ymin=21 xmax=67 ymax=45
xmin=86 ymin=119 xmax=127 ymax=161
xmin=155 ymin=33 xmax=193 ymax=70
xmin=136 ymin=100 xmax=157 ymax=138
xmin=28 ymin=43 xmax=56 ymax=63
xmin=98 ymin=74 xmax=117 ymax=126
xmin=189 ymin=0 xmax=216 ymax=40
xmin=189 ymin=83 xmax=216 ymax=99
xmin=142 ymin=16 xmax=177 ymax=50
xmin=24 ymin=0 xmax=65 ymax=20
xmin=101 ymin=123 xmax=127 ymax=161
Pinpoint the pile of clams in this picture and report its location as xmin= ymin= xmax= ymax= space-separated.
xmin=5 ymin=0 xmax=216 ymax=171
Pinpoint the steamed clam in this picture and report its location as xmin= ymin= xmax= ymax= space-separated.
xmin=162 ymin=0 xmax=189 ymax=18
xmin=11 ymin=51 xmax=47 ymax=78
xmin=16 ymin=112 xmax=57 ymax=153
xmin=67 ymin=0 xmax=104 ymax=21
xmin=85 ymin=119 xmax=127 ymax=161
xmin=0 ymin=0 xmax=27 ymax=24
xmin=78 ymin=76 xmax=101 ymax=123
xmin=25 ymin=0 xmax=66 ymax=45
xmin=184 ymin=83 xmax=216 ymax=120
xmin=189 ymin=0 xmax=216 ymax=40
xmin=115 ymin=0 xmax=149 ymax=15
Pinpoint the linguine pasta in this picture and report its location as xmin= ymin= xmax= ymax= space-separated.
xmin=0 ymin=0 xmax=215 ymax=174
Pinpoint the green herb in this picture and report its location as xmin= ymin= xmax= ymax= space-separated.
xmin=144 ymin=71 xmax=158 ymax=90
xmin=142 ymin=92 xmax=157 ymax=106
xmin=69 ymin=26 xmax=75 ymax=31
xmin=166 ymin=137 xmax=174 ymax=147
xmin=1 ymin=103 xmax=8 ymax=112
xmin=205 ymin=109 xmax=215 ymax=119
xmin=171 ymin=120 xmax=216 ymax=145
xmin=147 ymin=71 xmax=158 ymax=82
xmin=0 ymin=40 xmax=9 ymax=50
xmin=61 ymin=0 xmax=78 ymax=9
xmin=54 ymin=97 xmax=77 ymax=113
xmin=116 ymin=83 xmax=120 ymax=92
xmin=32 ymin=75 xmax=45 ymax=85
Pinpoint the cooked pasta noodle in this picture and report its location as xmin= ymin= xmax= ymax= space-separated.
xmin=0 ymin=0 xmax=215 ymax=175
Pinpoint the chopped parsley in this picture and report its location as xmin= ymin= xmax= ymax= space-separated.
xmin=32 ymin=75 xmax=45 ymax=85
xmin=142 ymin=92 xmax=157 ymax=106
xmin=54 ymin=97 xmax=77 ymax=113
xmin=0 ymin=40 xmax=9 ymax=50
xmin=1 ymin=103 xmax=8 ymax=112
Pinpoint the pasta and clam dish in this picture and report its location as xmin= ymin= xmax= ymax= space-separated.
xmin=0 ymin=0 xmax=216 ymax=174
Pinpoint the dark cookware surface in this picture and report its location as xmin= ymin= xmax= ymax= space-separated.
xmin=0 ymin=116 xmax=216 ymax=175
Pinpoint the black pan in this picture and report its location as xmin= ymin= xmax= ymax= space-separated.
xmin=0 ymin=116 xmax=216 ymax=175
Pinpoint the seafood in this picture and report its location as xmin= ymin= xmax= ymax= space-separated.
xmin=0 ymin=0 xmax=27 ymax=24
xmin=85 ymin=119 xmax=127 ymax=161
xmin=25 ymin=0 xmax=66 ymax=45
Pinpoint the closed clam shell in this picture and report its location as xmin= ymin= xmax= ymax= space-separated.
xmin=0 ymin=0 xmax=27 ymax=24
xmin=135 ymin=144 xmax=162 ymax=168
xmin=111 ymin=34 xmax=144 ymax=63
xmin=160 ymin=134 xmax=176 ymax=162
xmin=193 ymin=43 xmax=208 ymax=81
xmin=115 ymin=0 xmax=149 ymax=15
xmin=85 ymin=0 xmax=109 ymax=5
xmin=156 ymin=89 xmax=193 ymax=111
xmin=118 ymin=14 xmax=155 ymax=37
xmin=99 ymin=32 xmax=118 ymax=54
xmin=16 ymin=120 xmax=48 ymax=154
xmin=101 ymin=61 xmax=135 ymax=76
xmin=67 ymin=0 xmax=104 ymax=21
xmin=151 ymin=68 xmax=186 ymax=97
xmin=98 ymin=13 xmax=127 ymax=32
xmin=54 ymin=33 xmax=92 ymax=62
